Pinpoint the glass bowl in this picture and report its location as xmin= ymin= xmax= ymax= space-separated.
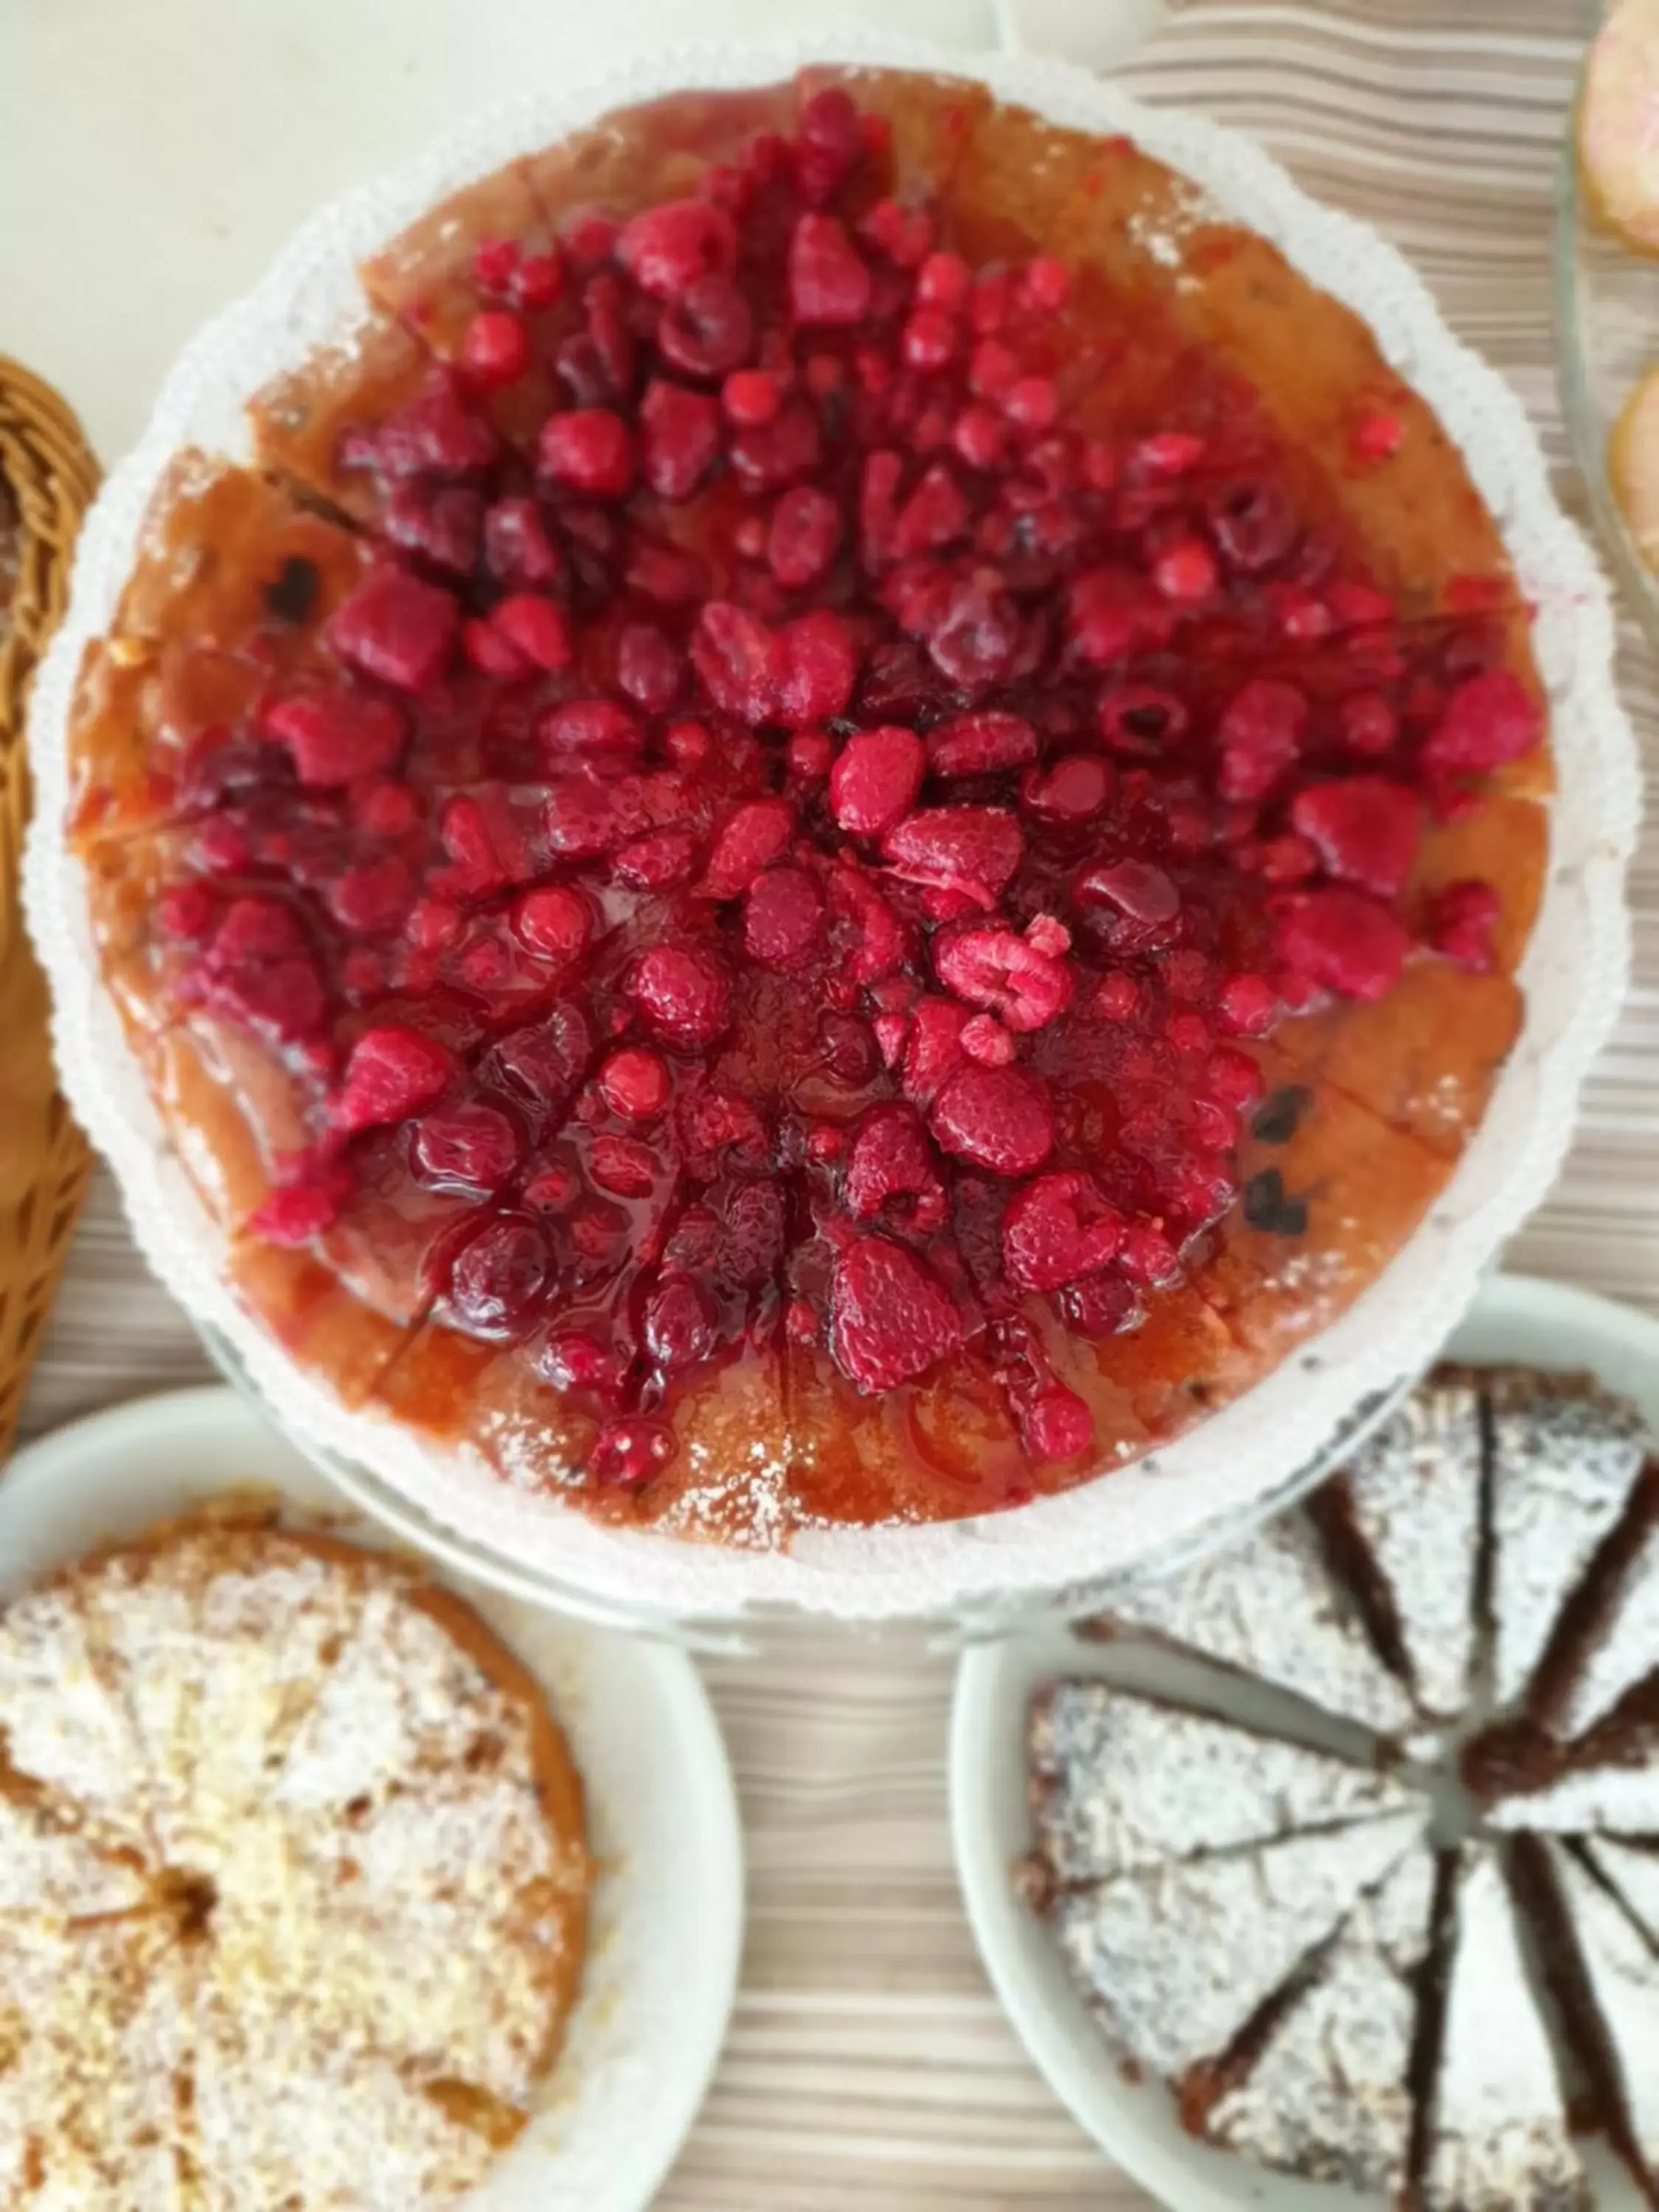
xmin=1554 ymin=6 xmax=1659 ymax=644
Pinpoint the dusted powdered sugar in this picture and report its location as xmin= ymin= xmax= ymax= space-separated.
xmin=1557 ymin=1511 xmax=1659 ymax=1739
xmin=1418 ymin=1846 xmax=1587 ymax=2212
xmin=1028 ymin=1679 xmax=1415 ymax=1883
xmin=1548 ymin=1844 xmax=1659 ymax=2175
xmin=1203 ymin=1844 xmax=1436 ymax=2193
xmin=1091 ymin=1512 xmax=1414 ymax=1736
xmin=0 ymin=1584 xmax=154 ymax=1843
xmin=1338 ymin=1374 xmax=1484 ymax=1721
xmin=1585 ymin=1837 xmax=1659 ymax=1950
xmin=1488 ymin=1373 xmax=1649 ymax=1711
xmin=1489 ymin=1759 xmax=1659 ymax=1834
xmin=1051 ymin=1806 xmax=1427 ymax=2081
xmin=271 ymin=1579 xmax=537 ymax=1815
xmin=0 ymin=1916 xmax=192 ymax=2211
xmin=0 ymin=1517 xmax=583 ymax=2206
xmin=83 ymin=1528 xmax=370 ymax=1860
xmin=189 ymin=1998 xmax=496 ymax=2212
xmin=0 ymin=1790 xmax=148 ymax=1921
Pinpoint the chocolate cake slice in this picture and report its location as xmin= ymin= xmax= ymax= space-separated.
xmin=1487 ymin=1370 xmax=1649 ymax=1713
xmin=1047 ymin=1806 xmax=1428 ymax=2087
xmin=1197 ymin=1842 xmax=1438 ymax=2192
xmin=1518 ymin=1840 xmax=1659 ymax=2209
xmin=1310 ymin=1370 xmax=1484 ymax=1725
xmin=1413 ymin=1843 xmax=1588 ymax=2212
xmin=1084 ymin=1511 xmax=1415 ymax=1738
xmin=1027 ymin=1680 xmax=1417 ymax=1885
xmin=1536 ymin=1463 xmax=1659 ymax=1741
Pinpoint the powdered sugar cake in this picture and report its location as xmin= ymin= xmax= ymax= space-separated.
xmin=1523 ymin=1840 xmax=1659 ymax=2208
xmin=1414 ymin=1845 xmax=1587 ymax=2212
xmin=1198 ymin=1842 xmax=1437 ymax=2194
xmin=1310 ymin=1367 xmax=1484 ymax=1725
xmin=1084 ymin=1506 xmax=1416 ymax=1737
xmin=1046 ymin=1806 xmax=1428 ymax=2087
xmin=63 ymin=66 xmax=1552 ymax=1547
xmin=0 ymin=1503 xmax=590 ymax=2208
xmin=1486 ymin=1370 xmax=1648 ymax=1711
xmin=1025 ymin=1677 xmax=1416 ymax=1885
xmin=1585 ymin=1838 xmax=1659 ymax=1952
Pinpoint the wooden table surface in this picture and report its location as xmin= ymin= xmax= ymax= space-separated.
xmin=15 ymin=1 xmax=1656 ymax=2206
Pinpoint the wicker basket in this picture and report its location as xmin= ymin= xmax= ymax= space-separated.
xmin=0 ymin=359 xmax=98 ymax=1454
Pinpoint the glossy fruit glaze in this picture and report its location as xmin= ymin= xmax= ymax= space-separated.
xmin=72 ymin=70 xmax=1549 ymax=1543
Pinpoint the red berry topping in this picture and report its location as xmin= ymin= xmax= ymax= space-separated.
xmin=830 ymin=1236 xmax=964 ymax=1394
xmin=127 ymin=79 xmax=1531 ymax=1518
xmin=331 ymin=1026 xmax=456 ymax=1134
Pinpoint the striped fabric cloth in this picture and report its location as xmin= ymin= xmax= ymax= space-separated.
xmin=19 ymin=4 xmax=1646 ymax=2205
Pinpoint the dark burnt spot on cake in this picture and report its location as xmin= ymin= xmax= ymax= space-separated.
xmin=1251 ymin=1087 xmax=1312 ymax=1146
xmin=263 ymin=553 xmax=321 ymax=623
xmin=1242 ymin=1170 xmax=1310 ymax=1237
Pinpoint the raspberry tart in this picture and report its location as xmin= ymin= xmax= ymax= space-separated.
xmin=37 ymin=49 xmax=1613 ymax=1591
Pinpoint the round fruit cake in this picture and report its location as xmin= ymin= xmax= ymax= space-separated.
xmin=66 ymin=67 xmax=1551 ymax=1546
xmin=0 ymin=1502 xmax=590 ymax=2206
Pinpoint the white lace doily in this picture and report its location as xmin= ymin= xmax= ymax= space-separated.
xmin=24 ymin=32 xmax=1638 ymax=1624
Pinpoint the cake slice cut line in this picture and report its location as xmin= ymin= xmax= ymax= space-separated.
xmin=1079 ymin=1503 xmax=1416 ymax=1740
xmin=1486 ymin=1368 xmax=1649 ymax=1714
xmin=1045 ymin=1804 xmax=1430 ymax=2086
xmin=1532 ymin=1460 xmax=1659 ymax=1742
xmin=1309 ymin=1366 xmax=1486 ymax=1726
xmin=1411 ymin=1841 xmax=1589 ymax=2212
xmin=1026 ymin=1675 xmax=1420 ymax=1885
xmin=1516 ymin=1837 xmax=1659 ymax=2211
xmin=1196 ymin=1841 xmax=1439 ymax=2194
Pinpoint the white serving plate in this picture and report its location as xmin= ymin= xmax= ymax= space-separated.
xmin=948 ymin=1270 xmax=1657 ymax=2211
xmin=1 ymin=1385 xmax=745 ymax=2212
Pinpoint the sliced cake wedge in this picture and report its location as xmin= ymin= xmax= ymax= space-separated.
xmin=1310 ymin=1368 xmax=1484 ymax=1725
xmin=1486 ymin=1370 xmax=1648 ymax=1713
xmin=1046 ymin=1806 xmax=1429 ymax=2087
xmin=1412 ymin=1843 xmax=1587 ymax=2212
xmin=1196 ymin=1841 xmax=1439 ymax=2194
xmin=1082 ymin=1510 xmax=1414 ymax=1738
xmin=1514 ymin=1837 xmax=1659 ymax=2211
xmin=1027 ymin=1678 xmax=1417 ymax=1885
xmin=1532 ymin=1462 xmax=1659 ymax=1741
